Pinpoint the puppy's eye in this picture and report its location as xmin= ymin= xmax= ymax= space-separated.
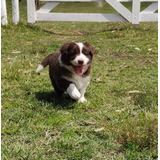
xmin=70 ymin=56 xmax=75 ymax=60
xmin=83 ymin=52 xmax=90 ymax=56
xmin=82 ymin=51 xmax=87 ymax=54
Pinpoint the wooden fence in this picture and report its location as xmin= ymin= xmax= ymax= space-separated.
xmin=1 ymin=0 xmax=158 ymax=25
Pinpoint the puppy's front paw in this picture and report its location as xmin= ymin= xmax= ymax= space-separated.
xmin=67 ymin=84 xmax=81 ymax=100
xmin=78 ymin=96 xmax=87 ymax=103
xmin=71 ymin=89 xmax=81 ymax=100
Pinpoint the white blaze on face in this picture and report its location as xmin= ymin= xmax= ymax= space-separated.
xmin=71 ymin=42 xmax=89 ymax=75
xmin=71 ymin=42 xmax=89 ymax=66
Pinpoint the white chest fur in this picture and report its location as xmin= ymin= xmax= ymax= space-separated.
xmin=72 ymin=74 xmax=90 ymax=90
xmin=63 ymin=73 xmax=90 ymax=90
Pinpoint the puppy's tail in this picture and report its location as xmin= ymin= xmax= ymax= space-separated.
xmin=36 ymin=54 xmax=52 ymax=73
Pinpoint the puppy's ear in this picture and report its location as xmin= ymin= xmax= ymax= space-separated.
xmin=60 ymin=42 xmax=76 ymax=55
xmin=84 ymin=42 xmax=94 ymax=56
xmin=60 ymin=43 xmax=69 ymax=55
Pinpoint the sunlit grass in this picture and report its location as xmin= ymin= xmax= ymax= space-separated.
xmin=1 ymin=1 xmax=158 ymax=159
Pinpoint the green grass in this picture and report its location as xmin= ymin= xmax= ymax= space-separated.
xmin=1 ymin=1 xmax=158 ymax=159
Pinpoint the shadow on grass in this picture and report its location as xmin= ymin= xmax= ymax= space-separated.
xmin=132 ymin=92 xmax=157 ymax=110
xmin=35 ymin=91 xmax=76 ymax=110
xmin=26 ymin=23 xmax=131 ymax=36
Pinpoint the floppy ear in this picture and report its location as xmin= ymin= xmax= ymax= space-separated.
xmin=84 ymin=42 xmax=94 ymax=56
xmin=60 ymin=42 xmax=76 ymax=55
xmin=60 ymin=43 xmax=69 ymax=55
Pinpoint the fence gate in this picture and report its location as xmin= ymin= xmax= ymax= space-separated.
xmin=27 ymin=0 xmax=158 ymax=24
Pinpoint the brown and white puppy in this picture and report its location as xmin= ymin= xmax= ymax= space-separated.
xmin=36 ymin=42 xmax=94 ymax=103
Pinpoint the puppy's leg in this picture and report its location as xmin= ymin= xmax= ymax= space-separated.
xmin=67 ymin=84 xmax=81 ymax=100
xmin=78 ymin=82 xmax=89 ymax=103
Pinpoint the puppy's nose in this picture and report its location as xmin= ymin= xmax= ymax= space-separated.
xmin=78 ymin=60 xmax=84 ymax=65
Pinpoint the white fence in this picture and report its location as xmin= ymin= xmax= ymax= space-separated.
xmin=1 ymin=0 xmax=8 ymax=25
xmin=27 ymin=0 xmax=158 ymax=24
xmin=1 ymin=0 xmax=158 ymax=25
xmin=1 ymin=0 xmax=19 ymax=25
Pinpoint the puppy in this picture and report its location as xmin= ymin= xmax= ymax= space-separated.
xmin=36 ymin=42 xmax=94 ymax=103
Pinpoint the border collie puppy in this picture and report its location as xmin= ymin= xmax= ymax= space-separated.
xmin=36 ymin=42 xmax=94 ymax=103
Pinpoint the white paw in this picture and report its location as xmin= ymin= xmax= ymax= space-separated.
xmin=78 ymin=96 xmax=87 ymax=103
xmin=70 ymin=89 xmax=81 ymax=100
xmin=67 ymin=84 xmax=81 ymax=100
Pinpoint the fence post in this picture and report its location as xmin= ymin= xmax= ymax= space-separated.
xmin=132 ymin=0 xmax=141 ymax=24
xmin=12 ymin=0 xmax=20 ymax=24
xmin=27 ymin=0 xmax=36 ymax=23
xmin=1 ymin=0 xmax=8 ymax=25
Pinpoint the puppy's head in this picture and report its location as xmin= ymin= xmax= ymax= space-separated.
xmin=60 ymin=42 xmax=94 ymax=75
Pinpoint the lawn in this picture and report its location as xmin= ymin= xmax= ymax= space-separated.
xmin=1 ymin=1 xmax=158 ymax=159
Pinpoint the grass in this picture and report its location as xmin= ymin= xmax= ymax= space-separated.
xmin=1 ymin=1 xmax=158 ymax=159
